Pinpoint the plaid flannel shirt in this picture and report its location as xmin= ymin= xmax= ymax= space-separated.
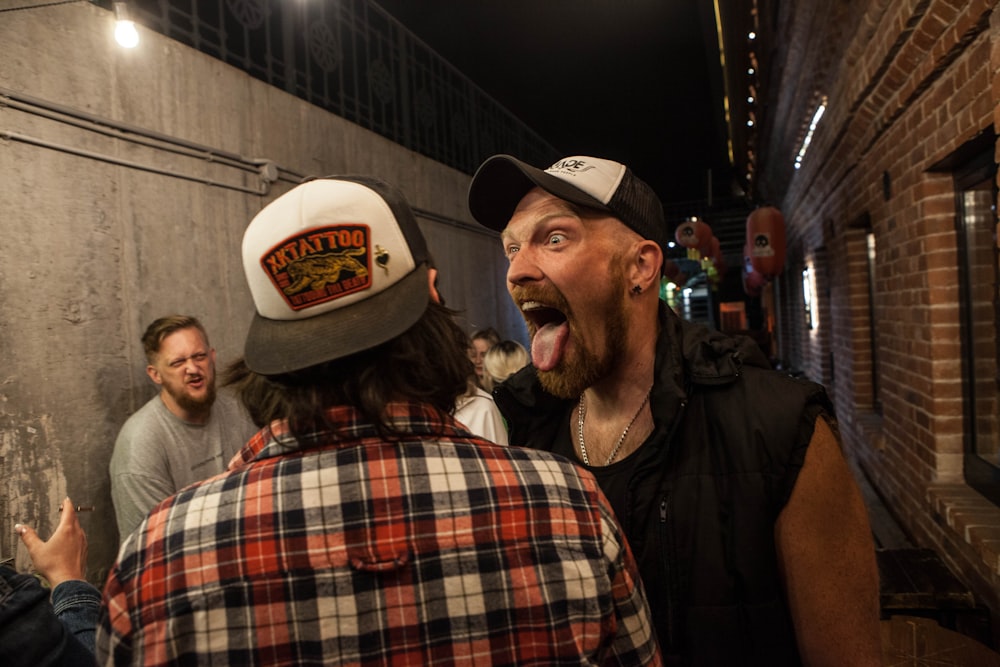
xmin=97 ymin=401 xmax=661 ymax=666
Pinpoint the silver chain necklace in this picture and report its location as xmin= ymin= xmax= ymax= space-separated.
xmin=577 ymin=389 xmax=652 ymax=466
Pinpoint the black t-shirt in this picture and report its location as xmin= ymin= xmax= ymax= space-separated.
xmin=549 ymin=406 xmax=647 ymax=528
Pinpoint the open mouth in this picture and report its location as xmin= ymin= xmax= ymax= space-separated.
xmin=521 ymin=300 xmax=567 ymax=333
xmin=521 ymin=300 xmax=570 ymax=372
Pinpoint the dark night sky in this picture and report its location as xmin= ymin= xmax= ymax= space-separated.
xmin=373 ymin=0 xmax=733 ymax=207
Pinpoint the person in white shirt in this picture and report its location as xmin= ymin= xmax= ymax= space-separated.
xmin=454 ymin=377 xmax=508 ymax=445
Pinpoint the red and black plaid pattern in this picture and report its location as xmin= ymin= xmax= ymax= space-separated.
xmin=97 ymin=401 xmax=661 ymax=666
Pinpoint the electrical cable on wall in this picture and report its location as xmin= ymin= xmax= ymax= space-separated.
xmin=0 ymin=0 xmax=85 ymax=13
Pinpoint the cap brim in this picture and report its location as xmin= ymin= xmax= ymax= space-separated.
xmin=467 ymin=155 xmax=610 ymax=231
xmin=245 ymin=264 xmax=429 ymax=375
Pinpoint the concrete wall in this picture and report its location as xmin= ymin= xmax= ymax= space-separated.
xmin=758 ymin=0 xmax=1000 ymax=635
xmin=0 ymin=4 xmax=523 ymax=582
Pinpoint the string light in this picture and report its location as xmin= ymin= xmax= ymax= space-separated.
xmin=744 ymin=0 xmax=760 ymax=198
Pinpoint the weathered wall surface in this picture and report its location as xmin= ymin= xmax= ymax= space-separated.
xmin=0 ymin=4 xmax=522 ymax=581
xmin=760 ymin=0 xmax=1000 ymax=635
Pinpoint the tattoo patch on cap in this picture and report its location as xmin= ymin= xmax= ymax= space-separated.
xmin=261 ymin=225 xmax=372 ymax=311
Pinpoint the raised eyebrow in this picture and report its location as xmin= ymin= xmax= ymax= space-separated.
xmin=537 ymin=215 xmax=579 ymax=243
xmin=502 ymin=211 xmax=579 ymax=245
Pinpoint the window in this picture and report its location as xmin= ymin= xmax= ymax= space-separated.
xmin=957 ymin=144 xmax=1000 ymax=503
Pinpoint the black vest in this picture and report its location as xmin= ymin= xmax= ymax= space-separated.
xmin=494 ymin=306 xmax=831 ymax=665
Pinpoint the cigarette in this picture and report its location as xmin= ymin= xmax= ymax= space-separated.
xmin=58 ymin=505 xmax=95 ymax=512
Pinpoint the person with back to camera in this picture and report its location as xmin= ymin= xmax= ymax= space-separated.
xmin=483 ymin=339 xmax=529 ymax=387
xmin=96 ymin=175 xmax=662 ymax=666
xmin=468 ymin=154 xmax=881 ymax=665
xmin=108 ymin=314 xmax=258 ymax=540
xmin=2 ymin=499 xmax=100 ymax=664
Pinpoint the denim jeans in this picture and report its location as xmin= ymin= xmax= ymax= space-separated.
xmin=0 ymin=565 xmax=100 ymax=665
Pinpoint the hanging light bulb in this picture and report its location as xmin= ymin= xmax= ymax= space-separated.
xmin=114 ymin=2 xmax=140 ymax=48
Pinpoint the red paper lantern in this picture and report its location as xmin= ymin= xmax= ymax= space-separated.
xmin=675 ymin=218 xmax=712 ymax=251
xmin=746 ymin=206 xmax=786 ymax=277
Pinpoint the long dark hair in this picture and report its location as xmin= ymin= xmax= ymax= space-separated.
xmin=224 ymin=302 xmax=473 ymax=446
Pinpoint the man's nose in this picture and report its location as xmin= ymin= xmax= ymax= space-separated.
xmin=506 ymin=247 xmax=543 ymax=285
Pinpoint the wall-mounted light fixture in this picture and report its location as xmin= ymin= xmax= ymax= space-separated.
xmin=802 ymin=265 xmax=818 ymax=329
xmin=794 ymin=97 xmax=826 ymax=170
xmin=114 ymin=2 xmax=139 ymax=48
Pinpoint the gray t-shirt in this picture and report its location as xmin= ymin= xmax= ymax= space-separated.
xmin=109 ymin=390 xmax=258 ymax=541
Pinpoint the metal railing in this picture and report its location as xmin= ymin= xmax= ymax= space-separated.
xmin=116 ymin=0 xmax=559 ymax=176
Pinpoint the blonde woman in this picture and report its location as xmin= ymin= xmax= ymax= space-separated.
xmin=484 ymin=340 xmax=529 ymax=387
xmin=468 ymin=328 xmax=501 ymax=391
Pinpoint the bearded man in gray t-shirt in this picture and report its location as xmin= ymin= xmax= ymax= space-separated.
xmin=109 ymin=315 xmax=258 ymax=540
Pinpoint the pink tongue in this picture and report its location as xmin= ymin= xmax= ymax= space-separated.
xmin=531 ymin=321 xmax=569 ymax=372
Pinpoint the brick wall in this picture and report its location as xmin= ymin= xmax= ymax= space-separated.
xmin=760 ymin=0 xmax=1000 ymax=636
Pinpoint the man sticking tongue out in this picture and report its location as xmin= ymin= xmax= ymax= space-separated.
xmin=466 ymin=153 xmax=883 ymax=667
xmin=531 ymin=319 xmax=569 ymax=372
